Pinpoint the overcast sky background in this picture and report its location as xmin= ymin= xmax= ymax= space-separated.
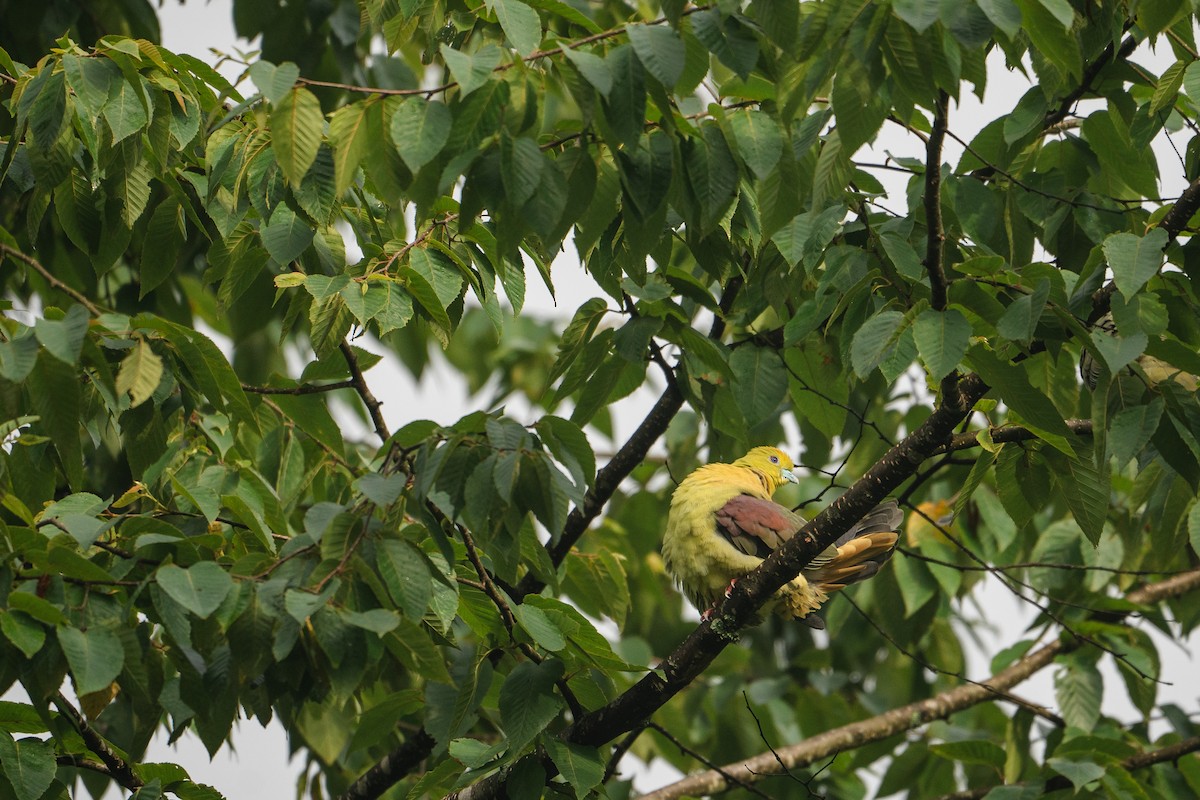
xmin=83 ymin=5 xmax=1200 ymax=796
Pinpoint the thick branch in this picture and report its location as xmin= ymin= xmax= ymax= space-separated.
xmin=339 ymin=730 xmax=436 ymax=800
xmin=638 ymin=568 xmax=1200 ymax=800
xmin=935 ymin=735 xmax=1200 ymax=800
xmin=924 ymin=91 xmax=949 ymax=312
xmin=53 ymin=693 xmax=144 ymax=792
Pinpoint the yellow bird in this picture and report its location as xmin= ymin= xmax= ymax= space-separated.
xmin=661 ymin=446 xmax=902 ymax=628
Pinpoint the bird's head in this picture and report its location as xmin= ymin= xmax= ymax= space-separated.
xmin=733 ymin=446 xmax=799 ymax=492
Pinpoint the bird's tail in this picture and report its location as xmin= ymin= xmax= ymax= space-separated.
xmin=802 ymin=500 xmax=902 ymax=592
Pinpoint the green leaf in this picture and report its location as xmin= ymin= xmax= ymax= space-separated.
xmin=966 ymin=347 xmax=1075 ymax=455
xmin=327 ymin=101 xmax=372 ymax=195
xmin=1103 ymin=229 xmax=1168 ymax=298
xmin=378 ymin=538 xmax=433 ymax=619
xmin=271 ymin=87 xmax=323 ymax=184
xmin=892 ymin=0 xmax=940 ymax=31
xmin=156 ymin=563 xmax=234 ymax=619
xmin=1091 ymin=329 xmax=1148 ymax=374
xmin=58 ymin=625 xmax=124 ymax=695
xmin=977 ymin=0 xmax=1021 ymax=37
xmin=729 ymin=109 xmax=783 ymax=180
xmin=63 ymin=54 xmax=119 ymax=118
xmin=1048 ymin=446 xmax=1108 ymax=546
xmin=354 ymin=473 xmax=406 ymax=506
xmin=261 ymin=203 xmax=314 ymax=264
xmin=513 ymin=604 xmax=566 ymax=651
xmin=488 ymin=0 xmax=542 ymax=57
xmin=1185 ymin=60 xmax=1200 ymax=101
xmin=390 ymin=98 xmax=452 ymax=172
xmin=1150 ymin=59 xmax=1187 ymax=115
xmin=995 ymin=280 xmax=1049 ymax=343
xmin=0 ymin=335 xmax=39 ymax=382
xmin=26 ymin=352 xmax=83 ymax=488
xmin=501 ymin=134 xmax=545 ymax=207
xmin=730 ymin=345 xmax=787 ymax=428
xmin=1054 ymin=656 xmax=1102 ymax=731
xmin=1187 ymin=496 xmax=1200 ymax=558
xmin=929 ymin=739 xmax=1006 ymax=770
xmin=626 ymin=24 xmax=686 ymax=88
xmin=140 ymin=195 xmax=186 ymax=297
xmin=562 ymin=49 xmax=612 ymax=96
xmin=34 ymin=304 xmax=89 ymax=365
xmin=1109 ymin=399 xmax=1163 ymax=469
xmin=850 ymin=310 xmax=904 ymax=378
xmin=249 ymin=60 xmax=300 ymax=104
xmin=0 ymin=611 xmax=45 ymax=659
xmin=603 ymin=45 xmax=646 ymax=147
xmin=498 ymin=660 xmax=564 ymax=755
xmin=116 ymin=339 xmax=164 ymax=408
xmin=440 ymin=44 xmax=502 ymax=96
xmin=913 ymin=308 xmax=971 ymax=381
xmin=0 ymin=732 xmax=56 ymax=800
xmin=103 ymin=75 xmax=148 ymax=144
xmin=544 ymin=739 xmax=605 ymax=797
xmin=1047 ymin=757 xmax=1106 ymax=791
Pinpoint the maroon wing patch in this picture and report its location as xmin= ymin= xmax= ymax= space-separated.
xmin=715 ymin=494 xmax=801 ymax=560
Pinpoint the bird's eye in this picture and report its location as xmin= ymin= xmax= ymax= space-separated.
xmin=769 ymin=455 xmax=779 ymax=464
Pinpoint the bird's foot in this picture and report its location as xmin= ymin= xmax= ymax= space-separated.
xmin=723 ymin=577 xmax=739 ymax=598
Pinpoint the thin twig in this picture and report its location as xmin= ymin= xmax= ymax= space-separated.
xmin=241 ymin=380 xmax=356 ymax=395
xmin=0 ymin=243 xmax=104 ymax=316
xmin=339 ymin=340 xmax=390 ymax=443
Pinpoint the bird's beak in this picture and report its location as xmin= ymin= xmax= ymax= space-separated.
xmin=781 ymin=468 xmax=799 ymax=484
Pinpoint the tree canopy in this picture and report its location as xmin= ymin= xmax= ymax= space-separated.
xmin=2 ymin=1 xmax=1200 ymax=799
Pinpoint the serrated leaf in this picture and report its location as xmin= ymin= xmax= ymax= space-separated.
xmin=34 ymin=304 xmax=89 ymax=365
xmin=913 ymin=308 xmax=971 ymax=381
xmin=0 ymin=612 xmax=45 ymax=659
xmin=249 ymin=60 xmax=300 ymax=104
xmin=1047 ymin=757 xmax=1106 ymax=791
xmin=488 ymin=0 xmax=542 ymax=56
xmin=1054 ymin=657 xmax=1102 ymax=731
xmin=562 ymin=48 xmax=612 ymax=96
xmin=729 ymin=109 xmax=783 ymax=180
xmin=967 ymin=347 xmax=1075 ymax=455
xmin=929 ymin=739 xmax=1006 ymax=769
xmin=156 ymin=563 xmax=234 ymax=619
xmin=0 ymin=733 xmax=56 ymax=800
xmin=1091 ymin=329 xmax=1148 ymax=374
xmin=1150 ymin=59 xmax=1187 ymax=115
xmin=378 ymin=538 xmax=433 ymax=619
xmin=1185 ymin=60 xmax=1200 ymax=101
xmin=513 ymin=604 xmax=566 ymax=651
xmin=441 ymin=44 xmax=501 ymax=96
xmin=103 ymin=76 xmax=147 ymax=144
xmin=58 ymin=625 xmax=124 ymax=695
xmin=1103 ymin=228 xmax=1168 ymax=298
xmin=271 ymin=87 xmax=323 ymax=184
xmin=626 ymin=24 xmax=686 ymax=88
xmin=116 ymin=339 xmax=164 ymax=408
xmin=389 ymin=98 xmax=452 ymax=172
xmin=850 ymin=310 xmax=904 ymax=378
xmin=327 ymin=101 xmax=372 ymax=195
xmin=544 ymin=739 xmax=604 ymax=796
xmin=892 ymin=0 xmax=940 ymax=31
xmin=498 ymin=660 xmax=564 ymax=755
xmin=1109 ymin=398 xmax=1163 ymax=469
xmin=260 ymin=203 xmax=315 ymax=264
xmin=730 ymin=345 xmax=787 ymax=428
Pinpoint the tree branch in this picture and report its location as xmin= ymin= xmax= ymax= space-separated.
xmin=934 ymin=419 xmax=1093 ymax=454
xmin=514 ymin=275 xmax=743 ymax=599
xmin=924 ymin=91 xmax=949 ymax=312
xmin=241 ymin=380 xmax=356 ymax=395
xmin=53 ymin=692 xmax=144 ymax=792
xmin=934 ymin=735 xmax=1200 ymax=800
xmin=0 ymin=243 xmax=104 ymax=316
xmin=340 ymin=340 xmax=390 ymax=443
xmin=636 ymin=567 xmax=1200 ymax=800
xmin=339 ymin=730 xmax=437 ymax=800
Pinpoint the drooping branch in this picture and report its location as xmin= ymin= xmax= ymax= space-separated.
xmin=637 ymin=567 xmax=1200 ymax=800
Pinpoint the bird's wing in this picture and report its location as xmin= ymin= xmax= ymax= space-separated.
xmin=714 ymin=494 xmax=803 ymax=560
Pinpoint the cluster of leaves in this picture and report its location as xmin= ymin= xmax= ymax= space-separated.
xmin=1 ymin=0 xmax=1200 ymax=799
